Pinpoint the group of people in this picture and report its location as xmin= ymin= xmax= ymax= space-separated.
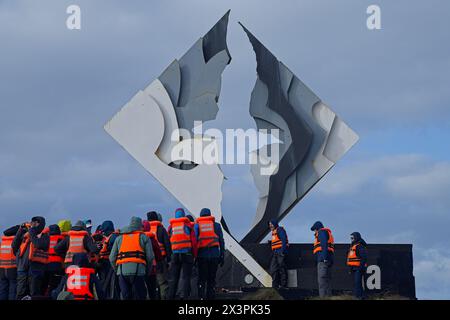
xmin=0 ymin=209 xmax=368 ymax=300
xmin=0 ymin=207 xmax=225 ymax=300
xmin=269 ymin=220 xmax=368 ymax=299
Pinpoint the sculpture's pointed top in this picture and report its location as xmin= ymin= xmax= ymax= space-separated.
xmin=202 ymin=10 xmax=231 ymax=64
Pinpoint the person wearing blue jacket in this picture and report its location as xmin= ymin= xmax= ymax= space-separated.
xmin=347 ymin=232 xmax=368 ymax=299
xmin=268 ymin=219 xmax=288 ymax=289
xmin=194 ymin=208 xmax=225 ymax=300
xmin=311 ymin=221 xmax=335 ymax=297
xmin=167 ymin=208 xmax=197 ymax=299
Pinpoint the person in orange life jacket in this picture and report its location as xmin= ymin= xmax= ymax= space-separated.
xmin=0 ymin=225 xmax=20 ymax=300
xmin=109 ymin=216 xmax=154 ymax=300
xmin=142 ymin=220 xmax=163 ymax=299
xmin=54 ymin=220 xmax=100 ymax=268
xmin=11 ymin=216 xmax=49 ymax=299
xmin=97 ymin=220 xmax=119 ymax=299
xmin=167 ymin=208 xmax=198 ymax=300
xmin=347 ymin=232 xmax=368 ymax=299
xmin=269 ymin=219 xmax=288 ymax=289
xmin=194 ymin=208 xmax=225 ymax=300
xmin=147 ymin=211 xmax=172 ymax=300
xmin=51 ymin=252 xmax=105 ymax=300
xmin=311 ymin=221 xmax=335 ymax=297
xmin=42 ymin=224 xmax=66 ymax=297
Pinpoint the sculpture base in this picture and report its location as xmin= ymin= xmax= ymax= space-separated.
xmin=216 ymin=243 xmax=416 ymax=299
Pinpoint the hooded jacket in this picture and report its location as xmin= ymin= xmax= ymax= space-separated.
xmin=349 ymin=232 xmax=368 ymax=270
xmin=57 ymin=220 xmax=72 ymax=234
xmin=53 ymin=221 xmax=99 ymax=261
xmin=109 ymin=217 xmax=154 ymax=276
xmin=51 ymin=253 xmax=105 ymax=300
xmin=310 ymin=221 xmax=334 ymax=263
xmin=11 ymin=216 xmax=49 ymax=272
xmin=147 ymin=211 xmax=172 ymax=260
xmin=167 ymin=209 xmax=197 ymax=256
xmin=99 ymin=220 xmax=118 ymax=254
xmin=269 ymin=219 xmax=288 ymax=254
xmin=46 ymin=224 xmax=65 ymax=271
xmin=194 ymin=208 xmax=225 ymax=259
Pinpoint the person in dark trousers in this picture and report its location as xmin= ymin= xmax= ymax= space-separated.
xmin=176 ymin=214 xmax=198 ymax=299
xmin=167 ymin=208 xmax=197 ymax=300
xmin=147 ymin=211 xmax=172 ymax=299
xmin=109 ymin=216 xmax=154 ymax=300
xmin=347 ymin=232 xmax=368 ymax=299
xmin=142 ymin=219 xmax=163 ymax=300
xmin=269 ymin=219 xmax=288 ymax=289
xmin=311 ymin=221 xmax=335 ymax=298
xmin=194 ymin=208 xmax=225 ymax=300
xmin=42 ymin=224 xmax=65 ymax=296
xmin=54 ymin=220 xmax=100 ymax=268
xmin=52 ymin=253 xmax=105 ymax=300
xmin=11 ymin=216 xmax=49 ymax=299
xmin=97 ymin=220 xmax=119 ymax=299
xmin=0 ymin=225 xmax=19 ymax=300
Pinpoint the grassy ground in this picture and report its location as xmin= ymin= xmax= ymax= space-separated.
xmin=241 ymin=289 xmax=412 ymax=300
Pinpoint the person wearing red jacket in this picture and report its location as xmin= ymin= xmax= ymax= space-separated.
xmin=143 ymin=220 xmax=163 ymax=299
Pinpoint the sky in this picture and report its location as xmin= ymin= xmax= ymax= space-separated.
xmin=1 ymin=0 xmax=449 ymax=299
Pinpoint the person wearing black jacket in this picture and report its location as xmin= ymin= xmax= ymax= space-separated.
xmin=147 ymin=211 xmax=172 ymax=299
xmin=347 ymin=232 xmax=368 ymax=299
xmin=11 ymin=216 xmax=50 ymax=299
xmin=42 ymin=224 xmax=65 ymax=296
xmin=0 ymin=225 xmax=20 ymax=300
xmin=53 ymin=220 xmax=100 ymax=268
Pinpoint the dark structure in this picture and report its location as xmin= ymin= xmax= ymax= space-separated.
xmin=217 ymin=243 xmax=416 ymax=299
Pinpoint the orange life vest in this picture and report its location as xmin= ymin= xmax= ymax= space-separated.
xmin=347 ymin=243 xmax=367 ymax=267
xmin=99 ymin=232 xmax=117 ymax=260
xmin=66 ymin=267 xmax=95 ymax=300
xmin=116 ymin=232 xmax=146 ymax=265
xmin=196 ymin=216 xmax=220 ymax=249
xmin=47 ymin=234 xmax=64 ymax=264
xmin=169 ymin=217 xmax=192 ymax=251
xmin=19 ymin=232 xmax=49 ymax=264
xmin=65 ymin=230 xmax=88 ymax=263
xmin=313 ymin=228 xmax=335 ymax=254
xmin=149 ymin=221 xmax=167 ymax=257
xmin=0 ymin=236 xmax=16 ymax=269
xmin=271 ymin=227 xmax=288 ymax=251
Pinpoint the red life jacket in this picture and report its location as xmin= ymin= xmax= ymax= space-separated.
xmin=99 ymin=232 xmax=117 ymax=260
xmin=196 ymin=216 xmax=219 ymax=249
xmin=47 ymin=234 xmax=64 ymax=264
xmin=0 ymin=236 xmax=16 ymax=269
xmin=313 ymin=228 xmax=335 ymax=254
xmin=149 ymin=221 xmax=167 ymax=257
xmin=65 ymin=230 xmax=88 ymax=263
xmin=169 ymin=217 xmax=192 ymax=251
xmin=65 ymin=267 xmax=95 ymax=300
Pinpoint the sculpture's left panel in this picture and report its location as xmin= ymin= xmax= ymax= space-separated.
xmin=104 ymin=11 xmax=273 ymax=287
